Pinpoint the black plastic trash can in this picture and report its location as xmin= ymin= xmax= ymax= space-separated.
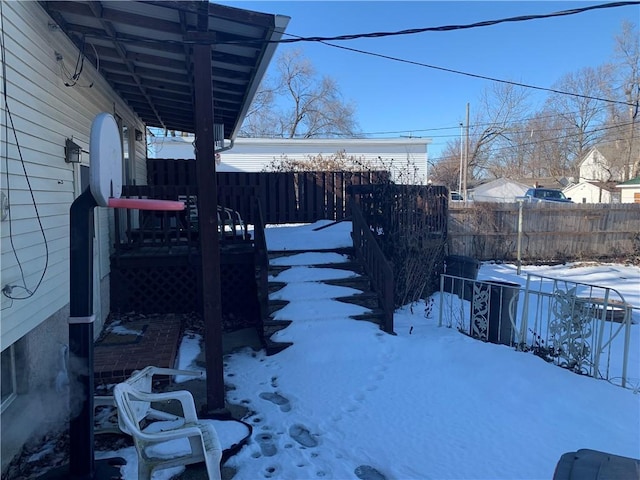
xmin=443 ymin=255 xmax=481 ymax=300
xmin=471 ymin=280 xmax=520 ymax=345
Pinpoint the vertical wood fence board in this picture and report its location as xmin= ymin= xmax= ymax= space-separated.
xmin=327 ymin=172 xmax=336 ymax=220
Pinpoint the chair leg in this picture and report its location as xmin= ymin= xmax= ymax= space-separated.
xmin=203 ymin=450 xmax=222 ymax=480
xmin=137 ymin=459 xmax=152 ymax=480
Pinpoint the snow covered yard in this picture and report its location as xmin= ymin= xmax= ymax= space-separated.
xmin=10 ymin=220 xmax=640 ymax=479
xmin=185 ymin=221 xmax=640 ymax=480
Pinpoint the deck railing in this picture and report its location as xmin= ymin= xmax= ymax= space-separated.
xmin=254 ymin=200 xmax=269 ymax=325
xmin=113 ymin=185 xmax=253 ymax=253
xmin=351 ymin=201 xmax=394 ymax=333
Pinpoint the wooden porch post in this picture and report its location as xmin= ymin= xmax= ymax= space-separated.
xmin=193 ymin=42 xmax=225 ymax=412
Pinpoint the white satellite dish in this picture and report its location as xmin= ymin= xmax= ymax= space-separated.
xmin=89 ymin=113 xmax=122 ymax=207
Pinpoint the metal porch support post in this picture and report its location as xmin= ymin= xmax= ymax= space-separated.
xmin=193 ymin=41 xmax=225 ymax=413
xmin=68 ymin=188 xmax=98 ymax=479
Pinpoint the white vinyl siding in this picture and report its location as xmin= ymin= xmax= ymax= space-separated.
xmin=0 ymin=2 xmax=146 ymax=350
xmin=617 ymin=186 xmax=640 ymax=203
xmin=563 ymin=182 xmax=617 ymax=204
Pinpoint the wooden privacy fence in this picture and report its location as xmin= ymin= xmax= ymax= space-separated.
xmin=448 ymin=202 xmax=640 ymax=261
xmin=147 ymin=158 xmax=388 ymax=224
xmin=350 ymin=183 xmax=449 ymax=243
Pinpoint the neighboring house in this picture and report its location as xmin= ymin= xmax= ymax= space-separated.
xmin=0 ymin=1 xmax=286 ymax=472
xmin=616 ymin=176 xmax=640 ymax=203
xmin=467 ymin=178 xmax=530 ymax=202
xmin=578 ymin=146 xmax=634 ymax=182
xmin=563 ymin=181 xmax=621 ymax=204
xmin=149 ymin=136 xmax=432 ymax=184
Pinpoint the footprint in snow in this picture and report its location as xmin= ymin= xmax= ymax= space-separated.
xmin=355 ymin=465 xmax=387 ymax=480
xmin=259 ymin=392 xmax=292 ymax=412
xmin=255 ymin=432 xmax=277 ymax=457
xmin=289 ymin=424 xmax=318 ymax=448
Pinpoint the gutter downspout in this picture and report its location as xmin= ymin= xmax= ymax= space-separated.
xmin=215 ymin=139 xmax=234 ymax=154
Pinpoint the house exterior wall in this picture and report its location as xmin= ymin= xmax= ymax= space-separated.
xmin=578 ymin=147 xmax=627 ymax=182
xmin=0 ymin=2 xmax=146 ymax=470
xmin=618 ymin=185 xmax=640 ymax=203
xmin=149 ymin=136 xmax=431 ymax=184
xmin=580 ymin=149 xmax=608 ymax=181
xmin=563 ymin=182 xmax=617 ymax=204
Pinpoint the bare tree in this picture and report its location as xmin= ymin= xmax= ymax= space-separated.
xmin=240 ymin=49 xmax=359 ymax=138
xmin=430 ymin=138 xmax=463 ymax=191
xmin=467 ymin=83 xmax=530 ymax=180
xmin=609 ymin=21 xmax=640 ymax=179
xmin=543 ymin=65 xmax=614 ymax=170
xmin=520 ymin=111 xmax=576 ymax=178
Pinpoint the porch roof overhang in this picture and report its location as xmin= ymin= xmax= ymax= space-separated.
xmin=40 ymin=1 xmax=289 ymax=140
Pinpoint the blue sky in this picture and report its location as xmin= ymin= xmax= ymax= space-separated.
xmin=218 ymin=1 xmax=639 ymax=161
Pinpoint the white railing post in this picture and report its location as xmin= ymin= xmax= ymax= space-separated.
xmin=592 ymin=289 xmax=611 ymax=380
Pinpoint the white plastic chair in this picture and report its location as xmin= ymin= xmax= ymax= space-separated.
xmin=113 ymin=381 xmax=222 ymax=480
xmin=95 ymin=366 xmax=203 ymax=434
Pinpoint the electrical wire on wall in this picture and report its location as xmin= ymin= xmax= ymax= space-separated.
xmin=1 ymin=1 xmax=49 ymax=303
xmin=56 ymin=34 xmax=94 ymax=89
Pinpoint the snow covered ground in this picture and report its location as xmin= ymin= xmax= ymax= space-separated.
xmin=95 ymin=220 xmax=639 ymax=479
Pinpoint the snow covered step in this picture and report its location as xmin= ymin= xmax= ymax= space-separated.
xmin=351 ymin=309 xmax=388 ymax=327
xmin=270 ymin=266 xmax=360 ymax=283
xmin=268 ymin=246 xmax=354 ymax=259
xmin=335 ymin=291 xmax=380 ymax=310
xmin=269 ymin=282 xmax=362 ymax=302
xmin=269 ymin=251 xmax=351 ymax=266
xmin=267 ymin=299 xmax=289 ymax=316
xmin=322 ymin=275 xmax=372 ymax=292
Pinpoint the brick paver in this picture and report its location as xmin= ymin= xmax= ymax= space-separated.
xmin=94 ymin=315 xmax=182 ymax=385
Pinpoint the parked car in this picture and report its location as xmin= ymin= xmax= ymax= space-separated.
xmin=524 ymin=188 xmax=573 ymax=203
xmin=450 ymin=191 xmax=464 ymax=201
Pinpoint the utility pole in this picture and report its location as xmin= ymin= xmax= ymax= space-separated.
xmin=458 ymin=122 xmax=463 ymax=196
xmin=463 ymin=103 xmax=470 ymax=200
xmin=626 ymin=85 xmax=638 ymax=180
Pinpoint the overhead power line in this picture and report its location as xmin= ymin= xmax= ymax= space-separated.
xmin=339 ymin=109 xmax=615 ymax=137
xmin=102 ymin=1 xmax=638 ymax=106
xmin=426 ymin=121 xmax=637 ymax=162
xmin=263 ymin=1 xmax=638 ymax=107
xmin=313 ymin=40 xmax=635 ymax=107
xmin=322 ymin=119 xmax=637 ymax=142
xmin=275 ymin=1 xmax=639 ymax=44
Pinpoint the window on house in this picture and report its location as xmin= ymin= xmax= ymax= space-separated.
xmin=1 ymin=345 xmax=17 ymax=412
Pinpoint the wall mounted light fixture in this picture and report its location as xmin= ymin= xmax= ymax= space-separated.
xmin=65 ymin=138 xmax=82 ymax=163
xmin=135 ymin=129 xmax=143 ymax=142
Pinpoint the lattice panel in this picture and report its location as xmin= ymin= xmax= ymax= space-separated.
xmin=111 ymin=261 xmax=261 ymax=331
xmin=112 ymin=265 xmax=198 ymax=314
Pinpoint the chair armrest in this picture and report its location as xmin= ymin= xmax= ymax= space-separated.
xmin=138 ymin=424 xmax=205 ymax=443
xmin=126 ymin=388 xmax=200 ymax=424
xmin=126 ymin=366 xmax=203 ymax=386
